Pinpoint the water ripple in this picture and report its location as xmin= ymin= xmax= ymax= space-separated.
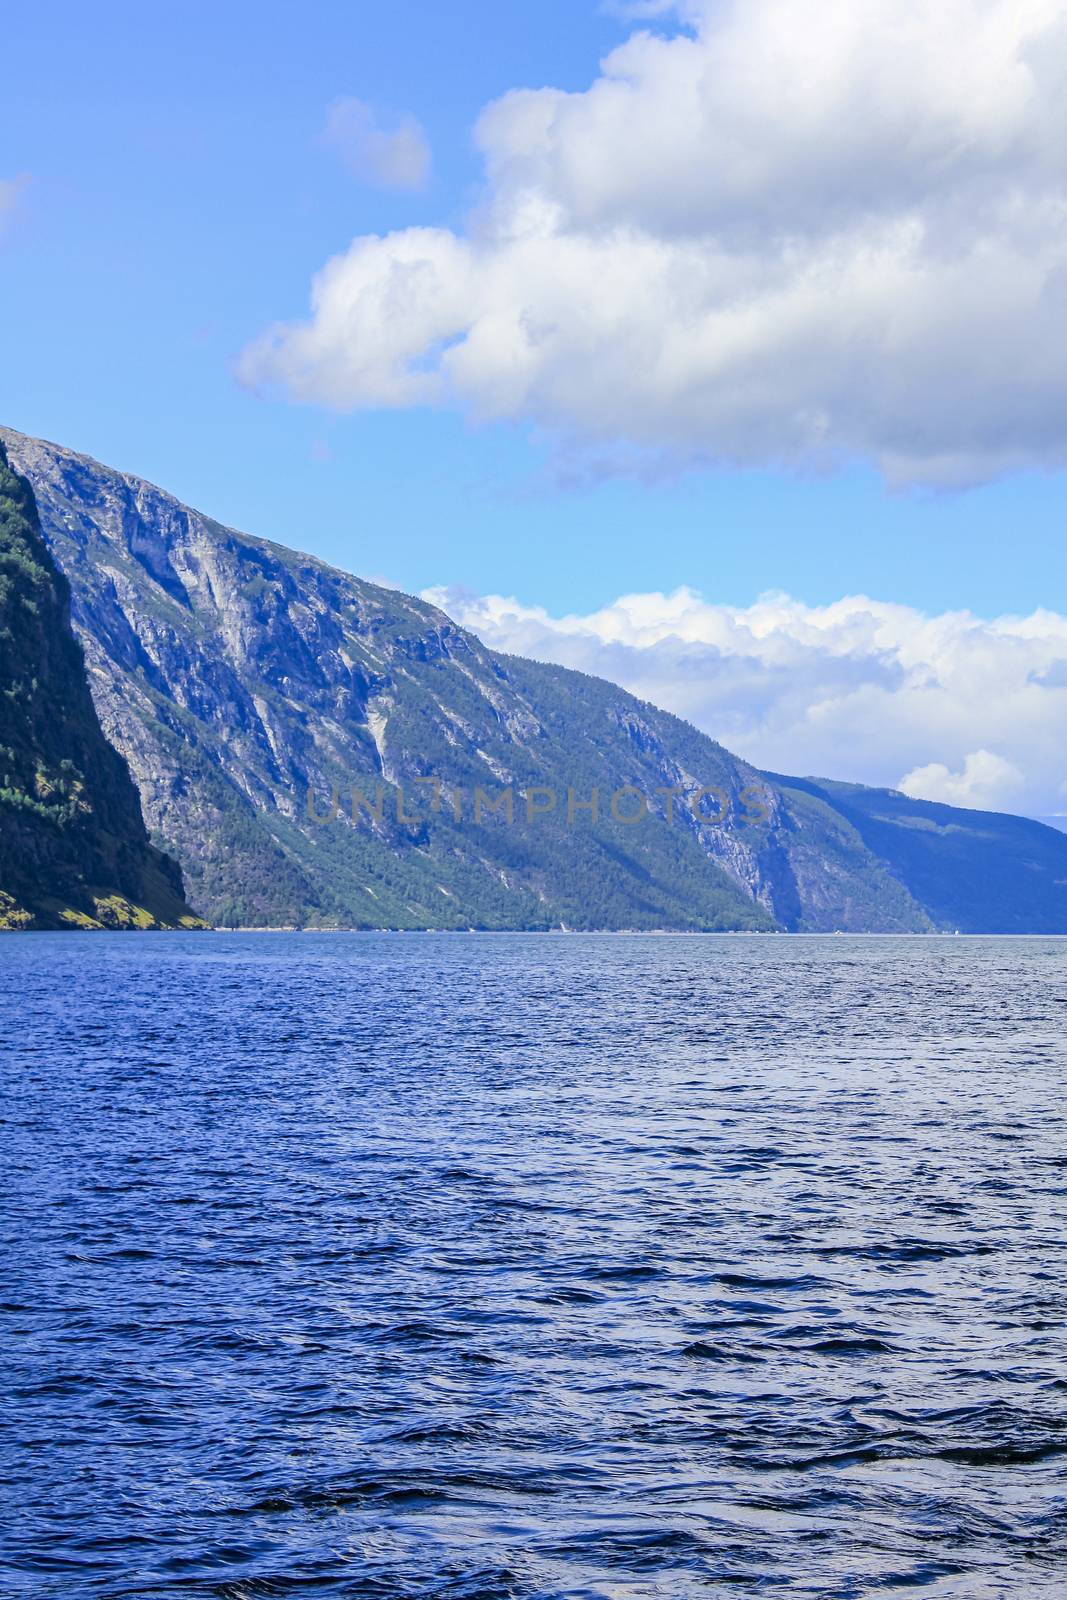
xmin=1 ymin=932 xmax=1066 ymax=1597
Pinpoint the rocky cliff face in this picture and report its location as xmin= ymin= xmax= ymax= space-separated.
xmin=5 ymin=425 xmax=1066 ymax=933
xmin=0 ymin=441 xmax=203 ymax=931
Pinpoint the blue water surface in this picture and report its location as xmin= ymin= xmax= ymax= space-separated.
xmin=2 ymin=932 xmax=1066 ymax=1598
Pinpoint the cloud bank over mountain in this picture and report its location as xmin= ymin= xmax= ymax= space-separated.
xmin=424 ymin=584 xmax=1067 ymax=819
xmin=242 ymin=0 xmax=1067 ymax=484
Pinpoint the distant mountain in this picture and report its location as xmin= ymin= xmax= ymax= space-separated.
xmin=5 ymin=424 xmax=1067 ymax=934
xmin=0 ymin=441 xmax=202 ymax=930
xmin=765 ymin=774 xmax=1067 ymax=935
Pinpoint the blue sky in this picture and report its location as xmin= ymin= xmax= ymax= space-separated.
xmin=1 ymin=0 xmax=1064 ymax=621
xmin=4 ymin=0 xmax=1067 ymax=820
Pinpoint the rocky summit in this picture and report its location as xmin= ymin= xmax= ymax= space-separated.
xmin=4 ymin=424 xmax=1067 ymax=933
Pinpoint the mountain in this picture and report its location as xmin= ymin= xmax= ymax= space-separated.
xmin=4 ymin=424 xmax=1067 ymax=934
xmin=0 ymin=441 xmax=203 ymax=931
xmin=765 ymin=774 xmax=1067 ymax=935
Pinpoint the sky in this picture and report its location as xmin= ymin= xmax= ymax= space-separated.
xmin=2 ymin=0 xmax=1066 ymax=817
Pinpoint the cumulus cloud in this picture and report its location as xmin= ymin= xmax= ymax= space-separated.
xmin=243 ymin=1 xmax=1067 ymax=484
xmin=321 ymin=97 xmax=430 ymax=191
xmin=899 ymin=750 xmax=1025 ymax=809
xmin=422 ymin=584 xmax=1067 ymax=817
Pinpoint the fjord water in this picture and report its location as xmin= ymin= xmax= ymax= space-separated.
xmin=2 ymin=935 xmax=1065 ymax=1599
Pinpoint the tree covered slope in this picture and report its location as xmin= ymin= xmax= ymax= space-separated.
xmin=765 ymin=773 xmax=1067 ymax=934
xmin=5 ymin=425 xmax=1067 ymax=933
xmin=0 ymin=441 xmax=203 ymax=930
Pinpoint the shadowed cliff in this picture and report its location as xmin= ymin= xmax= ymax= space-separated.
xmin=0 ymin=442 xmax=204 ymax=930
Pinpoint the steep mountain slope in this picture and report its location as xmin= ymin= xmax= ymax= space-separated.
xmin=767 ymin=773 xmax=1067 ymax=934
xmin=5 ymin=425 xmax=1067 ymax=933
xmin=0 ymin=442 xmax=202 ymax=930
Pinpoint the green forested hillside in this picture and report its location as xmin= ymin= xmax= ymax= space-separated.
xmin=6 ymin=424 xmax=1067 ymax=934
xmin=0 ymin=442 xmax=203 ymax=930
xmin=765 ymin=773 xmax=1067 ymax=933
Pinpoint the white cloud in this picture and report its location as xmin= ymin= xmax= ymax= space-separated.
xmin=244 ymin=1 xmax=1067 ymax=484
xmin=422 ymin=583 xmax=1067 ymax=817
xmin=899 ymin=750 xmax=1024 ymax=809
xmin=600 ymin=1 xmax=695 ymax=19
xmin=0 ymin=175 xmax=29 ymax=235
xmin=321 ymin=97 xmax=430 ymax=191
